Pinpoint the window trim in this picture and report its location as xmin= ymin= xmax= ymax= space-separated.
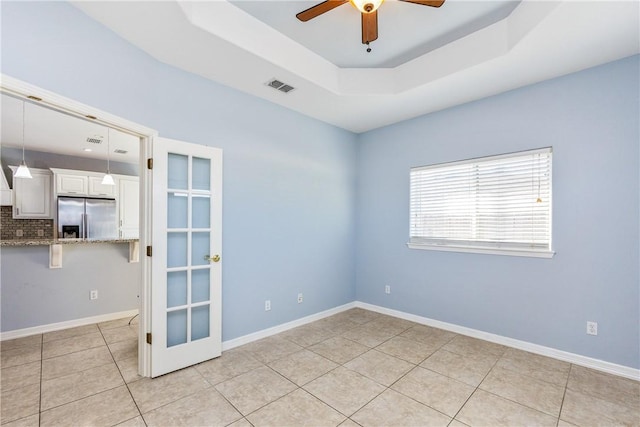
xmin=408 ymin=147 xmax=554 ymax=259
xmin=406 ymin=243 xmax=555 ymax=258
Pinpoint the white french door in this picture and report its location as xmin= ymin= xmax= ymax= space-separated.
xmin=150 ymin=137 xmax=222 ymax=377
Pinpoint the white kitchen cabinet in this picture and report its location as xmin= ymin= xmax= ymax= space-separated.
xmin=88 ymin=176 xmax=117 ymax=197
xmin=1 ymin=166 xmax=12 ymax=206
xmin=56 ymin=173 xmax=88 ymax=195
xmin=11 ymin=167 xmax=53 ymax=218
xmin=118 ymin=176 xmax=139 ymax=238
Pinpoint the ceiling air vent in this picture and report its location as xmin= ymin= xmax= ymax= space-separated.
xmin=113 ymin=149 xmax=128 ymax=155
xmin=86 ymin=136 xmax=103 ymax=144
xmin=266 ymin=79 xmax=295 ymax=94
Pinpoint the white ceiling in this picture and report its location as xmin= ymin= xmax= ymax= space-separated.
xmin=64 ymin=1 xmax=639 ymax=133
xmin=1 ymin=93 xmax=139 ymax=164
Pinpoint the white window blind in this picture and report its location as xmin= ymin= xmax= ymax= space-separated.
xmin=409 ymin=148 xmax=553 ymax=257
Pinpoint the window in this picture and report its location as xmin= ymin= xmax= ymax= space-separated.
xmin=409 ymin=148 xmax=553 ymax=258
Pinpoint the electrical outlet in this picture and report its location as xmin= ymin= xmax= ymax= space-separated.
xmin=15 ymin=230 xmax=23 ymax=237
xmin=37 ymin=229 xmax=44 ymax=237
xmin=297 ymin=293 xmax=303 ymax=304
xmin=586 ymin=321 xmax=598 ymax=336
xmin=265 ymin=300 xmax=271 ymax=311
xmin=385 ymin=285 xmax=391 ymax=294
xmin=90 ymin=290 xmax=98 ymax=300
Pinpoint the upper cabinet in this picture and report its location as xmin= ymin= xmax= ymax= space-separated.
xmin=11 ymin=167 xmax=53 ymax=218
xmin=88 ymin=176 xmax=117 ymax=197
xmin=52 ymin=169 xmax=117 ymax=198
xmin=57 ymin=173 xmax=87 ymax=195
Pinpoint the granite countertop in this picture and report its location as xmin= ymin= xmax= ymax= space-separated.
xmin=0 ymin=238 xmax=139 ymax=246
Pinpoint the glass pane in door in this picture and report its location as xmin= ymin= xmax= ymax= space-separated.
xmin=167 ymin=232 xmax=187 ymax=268
xmin=167 ymin=309 xmax=187 ymax=347
xmin=191 ymin=305 xmax=210 ymax=341
xmin=167 ymin=271 xmax=187 ymax=308
xmin=192 ymin=157 xmax=210 ymax=191
xmin=191 ymin=269 xmax=210 ymax=303
xmin=168 ymin=154 xmax=188 ymax=190
xmin=167 ymin=193 xmax=188 ymax=228
xmin=191 ymin=232 xmax=210 ymax=266
xmin=192 ymin=195 xmax=210 ymax=229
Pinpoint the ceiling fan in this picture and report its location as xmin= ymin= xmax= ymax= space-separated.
xmin=296 ymin=0 xmax=445 ymax=52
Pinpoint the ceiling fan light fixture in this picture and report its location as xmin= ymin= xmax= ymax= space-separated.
xmin=350 ymin=0 xmax=384 ymax=13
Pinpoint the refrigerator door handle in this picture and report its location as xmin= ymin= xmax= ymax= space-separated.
xmin=85 ymin=213 xmax=89 ymax=239
xmin=81 ymin=213 xmax=86 ymax=239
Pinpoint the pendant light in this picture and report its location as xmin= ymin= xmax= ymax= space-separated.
xmin=14 ymin=101 xmax=32 ymax=179
xmin=101 ymin=128 xmax=115 ymax=186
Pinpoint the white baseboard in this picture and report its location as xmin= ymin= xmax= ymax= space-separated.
xmin=222 ymin=302 xmax=356 ymax=351
xmin=0 ymin=309 xmax=139 ymax=341
xmin=355 ymin=301 xmax=640 ymax=381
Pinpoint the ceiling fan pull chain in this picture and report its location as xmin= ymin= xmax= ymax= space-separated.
xmin=366 ymin=42 xmax=372 ymax=53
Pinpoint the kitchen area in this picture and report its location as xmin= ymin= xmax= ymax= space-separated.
xmin=0 ymin=93 xmax=141 ymax=336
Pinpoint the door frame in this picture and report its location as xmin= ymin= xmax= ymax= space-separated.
xmin=1 ymin=75 xmax=157 ymax=377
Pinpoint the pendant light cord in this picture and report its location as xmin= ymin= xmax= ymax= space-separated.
xmin=22 ymin=101 xmax=26 ymax=163
xmin=106 ymin=128 xmax=111 ymax=173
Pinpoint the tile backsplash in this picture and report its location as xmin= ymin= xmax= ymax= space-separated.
xmin=0 ymin=206 xmax=54 ymax=240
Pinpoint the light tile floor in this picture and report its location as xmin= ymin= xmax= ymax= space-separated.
xmin=1 ymin=308 xmax=638 ymax=426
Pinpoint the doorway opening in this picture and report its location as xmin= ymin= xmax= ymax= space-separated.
xmin=0 ymin=75 xmax=156 ymax=377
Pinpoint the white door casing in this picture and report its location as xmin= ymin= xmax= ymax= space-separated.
xmin=150 ymin=137 xmax=223 ymax=377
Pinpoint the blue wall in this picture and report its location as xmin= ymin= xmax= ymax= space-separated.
xmin=0 ymin=2 xmax=357 ymax=339
xmin=355 ymin=55 xmax=640 ymax=369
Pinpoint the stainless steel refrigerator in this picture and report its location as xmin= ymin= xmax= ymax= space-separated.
xmin=58 ymin=196 xmax=117 ymax=240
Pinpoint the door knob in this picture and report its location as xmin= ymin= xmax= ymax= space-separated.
xmin=204 ymin=254 xmax=220 ymax=263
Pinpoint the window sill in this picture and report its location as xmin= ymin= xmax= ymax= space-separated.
xmin=406 ymin=243 xmax=555 ymax=259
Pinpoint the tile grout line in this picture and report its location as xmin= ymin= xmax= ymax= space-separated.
xmin=305 ymin=320 xmax=430 ymax=423
xmin=446 ymin=345 xmax=506 ymax=425
xmin=555 ymin=363 xmax=574 ymax=427
xmin=455 ymin=348 xmax=569 ymax=425
xmin=201 ymin=364 xmax=261 ymax=426
xmin=97 ymin=321 xmax=148 ymax=427
xmin=255 ymin=314 xmax=391 ymax=423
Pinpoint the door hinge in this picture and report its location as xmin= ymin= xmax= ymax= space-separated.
xmin=146 ymin=246 xmax=152 ymax=257
xmin=146 ymin=333 xmax=152 ymax=345
xmin=147 ymin=158 xmax=153 ymax=169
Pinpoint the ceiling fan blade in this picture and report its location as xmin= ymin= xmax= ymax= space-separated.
xmin=398 ymin=0 xmax=445 ymax=7
xmin=296 ymin=0 xmax=349 ymax=22
xmin=361 ymin=10 xmax=378 ymax=44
